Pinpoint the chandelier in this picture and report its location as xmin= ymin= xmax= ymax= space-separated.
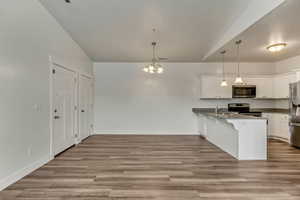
xmin=143 ymin=30 xmax=164 ymax=74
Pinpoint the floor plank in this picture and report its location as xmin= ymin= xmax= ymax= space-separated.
xmin=1 ymin=136 xmax=300 ymax=200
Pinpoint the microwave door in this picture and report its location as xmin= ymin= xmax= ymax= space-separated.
xmin=233 ymin=86 xmax=256 ymax=98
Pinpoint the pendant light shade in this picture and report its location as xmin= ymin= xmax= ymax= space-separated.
xmin=220 ymin=50 xmax=228 ymax=87
xmin=221 ymin=80 xmax=228 ymax=87
xmin=234 ymin=77 xmax=243 ymax=84
xmin=234 ymin=40 xmax=243 ymax=84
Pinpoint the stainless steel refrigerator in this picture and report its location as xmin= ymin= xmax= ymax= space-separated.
xmin=289 ymin=82 xmax=300 ymax=148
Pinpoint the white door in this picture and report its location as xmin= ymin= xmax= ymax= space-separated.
xmin=52 ymin=65 xmax=76 ymax=155
xmin=79 ymin=75 xmax=92 ymax=141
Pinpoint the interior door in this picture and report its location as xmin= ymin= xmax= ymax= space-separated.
xmin=79 ymin=75 xmax=92 ymax=141
xmin=52 ymin=65 xmax=76 ymax=155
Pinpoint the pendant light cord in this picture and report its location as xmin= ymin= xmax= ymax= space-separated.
xmin=237 ymin=43 xmax=240 ymax=76
xmin=236 ymin=40 xmax=242 ymax=77
xmin=152 ymin=42 xmax=156 ymax=64
xmin=152 ymin=28 xmax=157 ymax=64
xmin=221 ymin=50 xmax=226 ymax=80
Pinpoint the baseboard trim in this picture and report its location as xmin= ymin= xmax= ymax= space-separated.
xmin=94 ymin=131 xmax=199 ymax=135
xmin=0 ymin=155 xmax=52 ymax=191
xmin=268 ymin=136 xmax=289 ymax=143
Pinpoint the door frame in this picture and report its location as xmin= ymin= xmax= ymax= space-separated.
xmin=78 ymin=74 xmax=93 ymax=141
xmin=49 ymin=56 xmax=78 ymax=158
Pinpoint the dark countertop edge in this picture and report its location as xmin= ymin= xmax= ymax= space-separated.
xmin=203 ymin=113 xmax=267 ymax=120
xmin=192 ymin=108 xmax=289 ymax=114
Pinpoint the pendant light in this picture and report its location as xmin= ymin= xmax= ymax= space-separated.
xmin=143 ymin=29 xmax=164 ymax=74
xmin=220 ymin=50 xmax=228 ymax=87
xmin=234 ymin=40 xmax=243 ymax=84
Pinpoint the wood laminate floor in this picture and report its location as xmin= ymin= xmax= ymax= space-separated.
xmin=1 ymin=135 xmax=300 ymax=200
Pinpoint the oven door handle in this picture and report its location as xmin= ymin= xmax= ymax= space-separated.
xmin=290 ymin=122 xmax=300 ymax=127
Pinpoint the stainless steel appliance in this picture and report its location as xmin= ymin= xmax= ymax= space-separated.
xmin=228 ymin=103 xmax=262 ymax=117
xmin=289 ymin=82 xmax=300 ymax=148
xmin=232 ymin=85 xmax=256 ymax=98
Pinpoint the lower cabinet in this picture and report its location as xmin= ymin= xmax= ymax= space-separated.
xmin=263 ymin=113 xmax=290 ymax=142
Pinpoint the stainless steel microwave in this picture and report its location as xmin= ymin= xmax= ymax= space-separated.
xmin=232 ymin=85 xmax=256 ymax=98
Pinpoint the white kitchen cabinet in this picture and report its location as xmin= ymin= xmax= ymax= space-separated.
xmin=289 ymin=73 xmax=297 ymax=84
xmin=263 ymin=113 xmax=290 ymax=142
xmin=262 ymin=113 xmax=272 ymax=136
xmin=273 ymin=75 xmax=288 ymax=98
xmin=246 ymin=77 xmax=273 ymax=98
xmin=199 ymin=73 xmax=296 ymax=99
xmin=200 ymin=75 xmax=232 ymax=99
xmin=273 ymin=74 xmax=295 ymax=99
xmin=278 ymin=114 xmax=290 ymax=140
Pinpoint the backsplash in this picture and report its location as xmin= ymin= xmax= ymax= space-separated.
xmin=275 ymin=100 xmax=289 ymax=109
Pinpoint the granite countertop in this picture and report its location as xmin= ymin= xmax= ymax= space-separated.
xmin=192 ymin=108 xmax=289 ymax=115
xmin=251 ymin=108 xmax=289 ymax=114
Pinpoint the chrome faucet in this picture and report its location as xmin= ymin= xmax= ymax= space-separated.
xmin=215 ymin=105 xmax=219 ymax=114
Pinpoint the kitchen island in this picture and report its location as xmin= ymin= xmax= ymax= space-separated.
xmin=193 ymin=109 xmax=268 ymax=160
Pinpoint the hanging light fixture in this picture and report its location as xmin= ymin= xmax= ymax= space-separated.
xmin=234 ymin=40 xmax=243 ymax=84
xmin=143 ymin=29 xmax=164 ymax=74
xmin=220 ymin=50 xmax=228 ymax=87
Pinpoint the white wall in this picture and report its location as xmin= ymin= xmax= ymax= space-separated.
xmin=0 ymin=0 xmax=93 ymax=190
xmin=276 ymin=55 xmax=300 ymax=74
xmin=94 ymin=62 xmax=276 ymax=135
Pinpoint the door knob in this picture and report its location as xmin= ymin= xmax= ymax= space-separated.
xmin=54 ymin=116 xmax=60 ymax=119
xmin=81 ymin=110 xmax=85 ymax=113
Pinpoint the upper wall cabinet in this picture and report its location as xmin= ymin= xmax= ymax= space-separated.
xmin=200 ymin=75 xmax=232 ymax=99
xmin=200 ymin=73 xmax=296 ymax=100
xmin=244 ymin=77 xmax=273 ymax=98
xmin=273 ymin=73 xmax=296 ymax=99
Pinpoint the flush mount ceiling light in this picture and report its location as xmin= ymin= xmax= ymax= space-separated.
xmin=267 ymin=43 xmax=287 ymax=52
xmin=143 ymin=29 xmax=164 ymax=74
xmin=220 ymin=50 xmax=228 ymax=87
xmin=234 ymin=40 xmax=244 ymax=84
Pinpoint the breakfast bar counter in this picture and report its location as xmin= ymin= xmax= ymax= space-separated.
xmin=193 ymin=109 xmax=268 ymax=160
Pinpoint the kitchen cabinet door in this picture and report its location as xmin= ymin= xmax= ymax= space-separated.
xmin=278 ymin=114 xmax=290 ymax=140
xmin=256 ymin=78 xmax=273 ymax=98
xmin=267 ymin=113 xmax=290 ymax=141
xmin=262 ymin=113 xmax=272 ymax=136
xmin=289 ymin=73 xmax=297 ymax=84
xmin=243 ymin=77 xmax=273 ymax=98
xmin=270 ymin=114 xmax=278 ymax=137
xmin=200 ymin=76 xmax=232 ymax=99
xmin=273 ymin=75 xmax=290 ymax=99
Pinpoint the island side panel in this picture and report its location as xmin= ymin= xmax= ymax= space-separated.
xmin=204 ymin=116 xmax=239 ymax=159
xmin=197 ymin=114 xmax=208 ymax=138
xmin=229 ymin=119 xmax=267 ymax=160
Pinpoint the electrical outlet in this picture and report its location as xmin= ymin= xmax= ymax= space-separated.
xmin=33 ymin=104 xmax=41 ymax=112
xmin=27 ymin=147 xmax=32 ymax=157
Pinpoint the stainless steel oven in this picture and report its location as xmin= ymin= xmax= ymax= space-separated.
xmin=228 ymin=103 xmax=262 ymax=117
xmin=232 ymin=85 xmax=256 ymax=98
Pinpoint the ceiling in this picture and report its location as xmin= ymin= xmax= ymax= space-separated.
xmin=39 ymin=0 xmax=290 ymax=63
xmin=206 ymin=0 xmax=300 ymax=62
